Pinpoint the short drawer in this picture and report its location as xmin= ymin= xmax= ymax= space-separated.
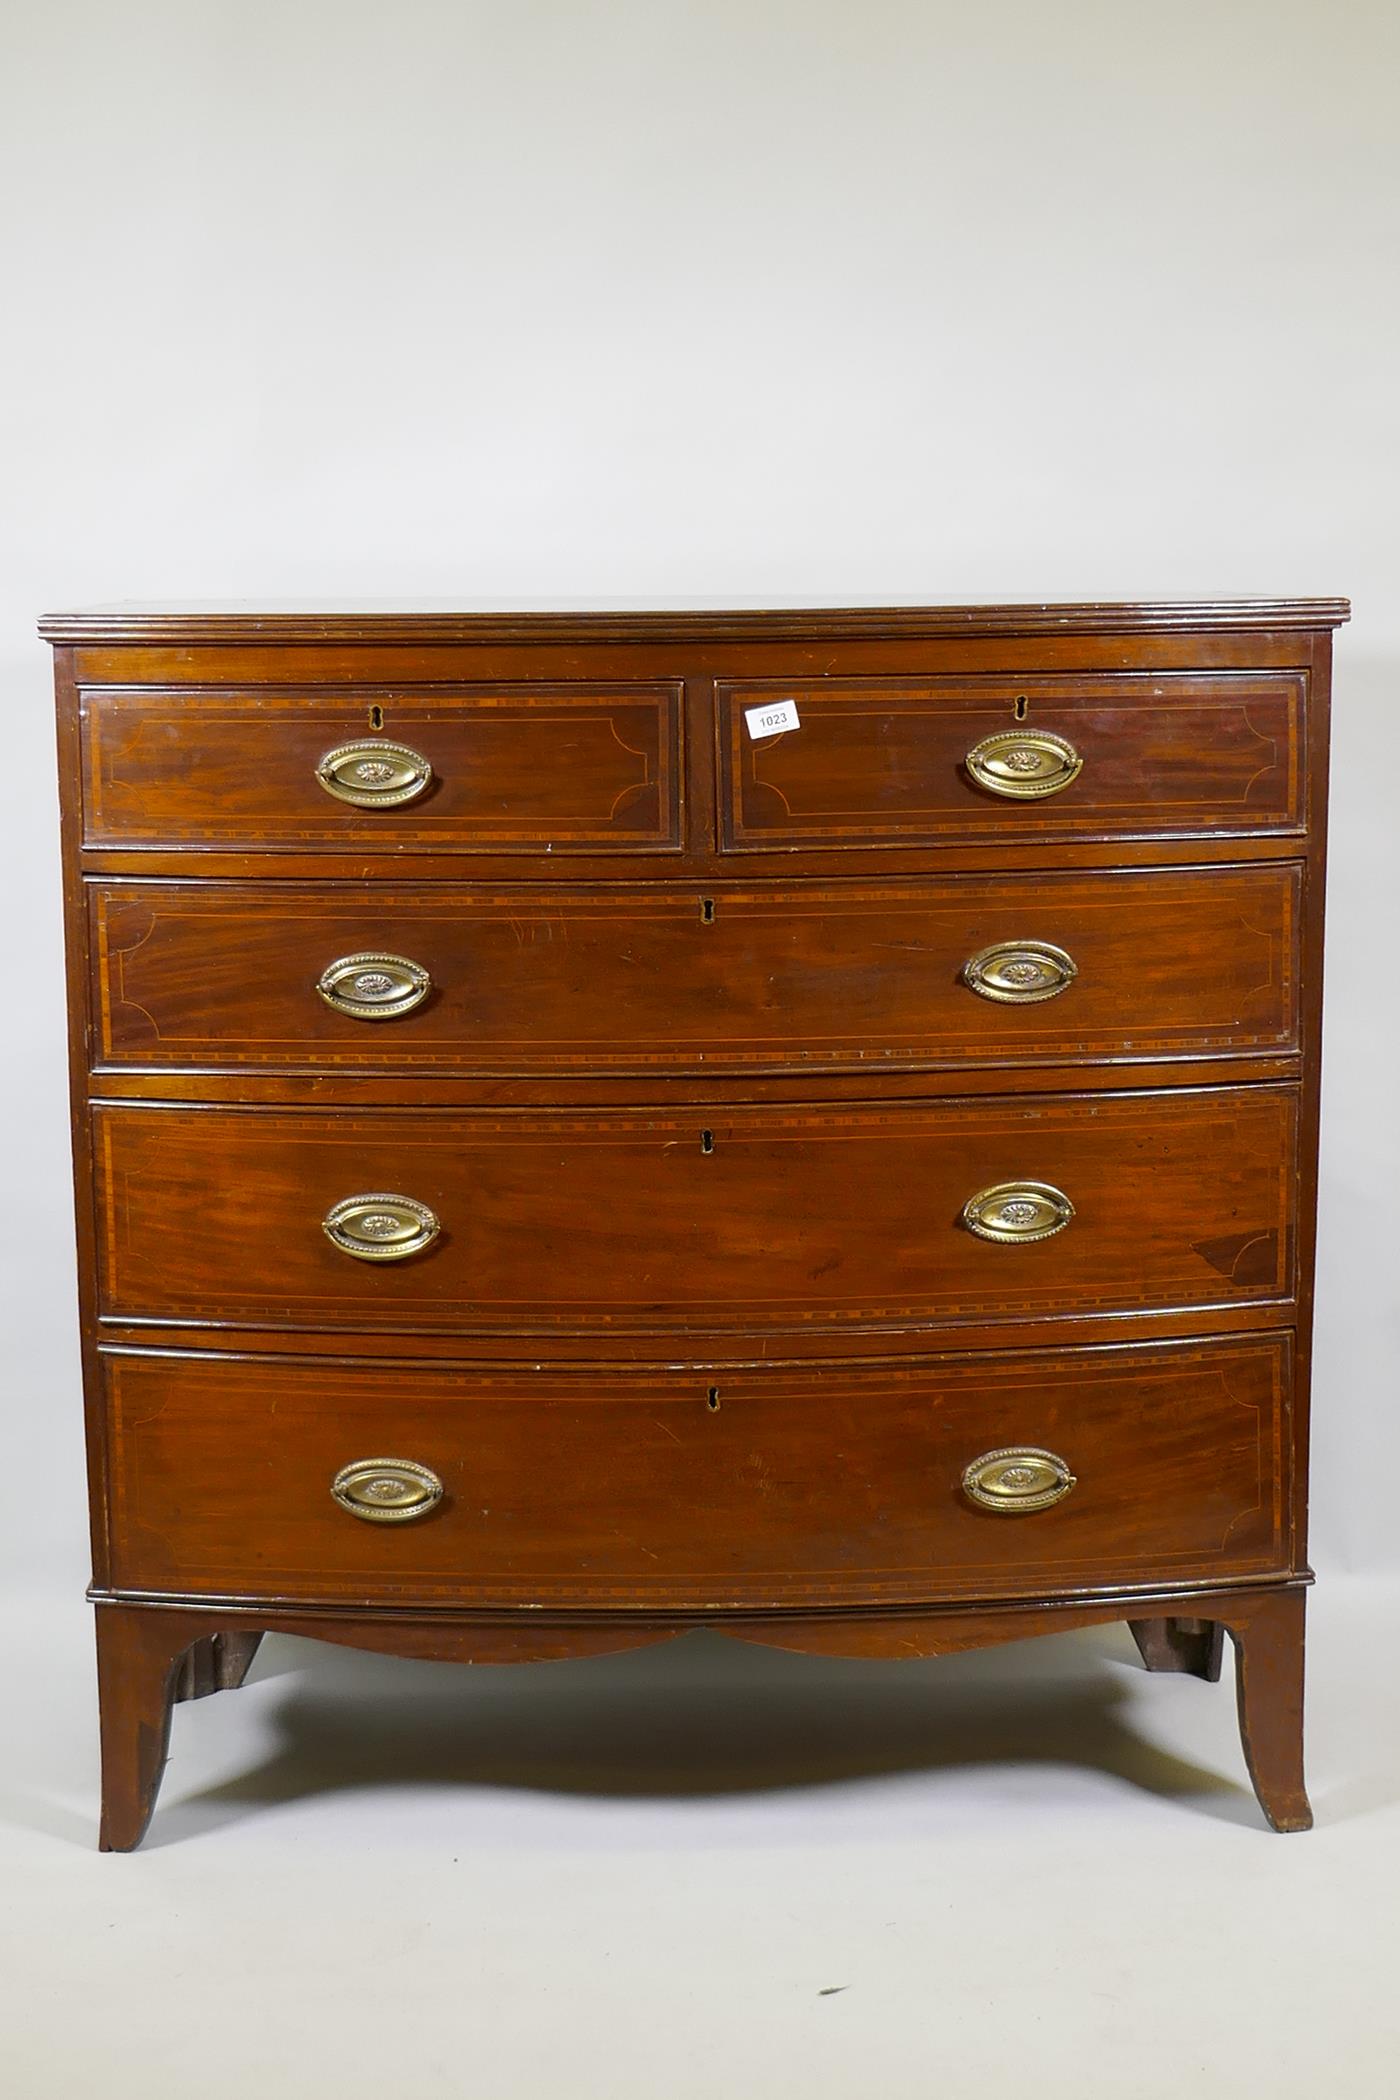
xmin=719 ymin=674 xmax=1306 ymax=850
xmin=89 ymin=864 xmax=1302 ymax=1076
xmin=102 ymin=1333 xmax=1292 ymax=1605
xmin=80 ymin=684 xmax=683 ymax=852
xmin=93 ymin=1088 xmax=1298 ymax=1336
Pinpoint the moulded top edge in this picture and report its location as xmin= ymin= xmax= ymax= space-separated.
xmin=38 ymin=597 xmax=1352 ymax=646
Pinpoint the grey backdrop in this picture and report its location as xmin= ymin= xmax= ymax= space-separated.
xmin=2 ymin=0 xmax=1396 ymax=1594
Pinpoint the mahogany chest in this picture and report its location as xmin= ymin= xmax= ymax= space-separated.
xmin=43 ymin=597 xmax=1347 ymax=1845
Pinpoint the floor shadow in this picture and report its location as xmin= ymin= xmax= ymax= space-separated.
xmin=0 ymin=1785 xmax=95 ymax=1849
xmin=147 ymin=1624 xmax=1253 ymax=1845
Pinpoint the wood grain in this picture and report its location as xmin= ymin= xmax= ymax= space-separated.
xmin=81 ymin=684 xmax=683 ymax=852
xmin=89 ymin=864 xmax=1301 ymax=1076
xmin=720 ymin=675 xmax=1305 ymax=849
xmin=48 ymin=600 xmax=1341 ymax=1842
xmin=42 ymin=597 xmax=1351 ymax=645
xmin=102 ymin=1333 xmax=1290 ymax=1606
xmin=92 ymin=1088 xmax=1298 ymax=1335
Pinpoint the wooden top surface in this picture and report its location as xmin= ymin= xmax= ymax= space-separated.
xmin=39 ymin=597 xmax=1351 ymax=645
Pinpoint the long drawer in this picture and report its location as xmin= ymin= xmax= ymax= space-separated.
xmin=89 ymin=865 xmax=1301 ymax=1076
xmin=719 ymin=674 xmax=1306 ymax=849
xmin=93 ymin=1089 xmax=1297 ymax=1334
xmin=80 ymin=684 xmax=683 ymax=852
xmin=101 ymin=1333 xmax=1292 ymax=1605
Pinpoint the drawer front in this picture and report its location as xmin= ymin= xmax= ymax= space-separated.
xmin=719 ymin=675 xmax=1305 ymax=849
xmin=90 ymin=864 xmax=1301 ymax=1076
xmin=80 ymin=685 xmax=683 ymax=852
xmin=102 ymin=1334 xmax=1291 ymax=1605
xmin=94 ymin=1089 xmax=1297 ymax=1334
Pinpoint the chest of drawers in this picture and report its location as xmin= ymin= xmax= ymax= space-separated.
xmin=43 ymin=597 xmax=1347 ymax=1847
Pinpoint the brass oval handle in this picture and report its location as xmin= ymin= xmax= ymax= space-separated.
xmin=322 ymin=1193 xmax=440 ymax=1262
xmin=331 ymin=1457 xmax=444 ymax=1524
xmin=966 ymin=729 xmax=1082 ymax=800
xmin=962 ymin=1447 xmax=1076 ymax=1514
xmin=316 ymin=740 xmax=433 ymax=808
xmin=962 ymin=939 xmax=1077 ymax=1004
xmin=316 ymin=952 xmax=433 ymax=1021
xmin=963 ymin=1180 xmax=1074 ymax=1243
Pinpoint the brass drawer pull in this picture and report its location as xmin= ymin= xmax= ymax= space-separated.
xmin=962 ymin=939 xmax=1077 ymax=1003
xmin=332 ymin=1458 xmax=444 ymax=1523
xmin=316 ymin=952 xmax=432 ymax=1020
xmin=316 ymin=740 xmax=433 ymax=808
xmin=966 ymin=729 xmax=1082 ymax=800
xmin=963 ymin=1180 xmax=1074 ymax=1243
xmin=962 ymin=1446 xmax=1076 ymax=1514
xmin=323 ymin=1193 xmax=440 ymax=1261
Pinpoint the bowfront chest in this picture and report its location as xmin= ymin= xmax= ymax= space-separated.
xmin=44 ymin=598 xmax=1347 ymax=1845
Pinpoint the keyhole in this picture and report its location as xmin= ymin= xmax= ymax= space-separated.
xmin=700 ymin=1129 xmax=714 ymax=1154
xmin=368 ymin=704 xmax=385 ymax=731
xmin=706 ymin=1387 xmax=721 ymax=1412
xmin=700 ymin=897 xmax=716 ymax=924
xmin=1013 ymin=694 xmax=1028 ymax=722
